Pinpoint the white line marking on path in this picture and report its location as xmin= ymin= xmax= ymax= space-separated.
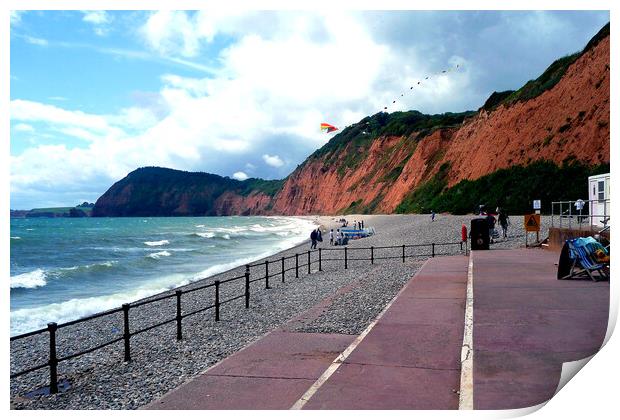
xmin=289 ymin=260 xmax=430 ymax=410
xmin=459 ymin=251 xmax=475 ymax=409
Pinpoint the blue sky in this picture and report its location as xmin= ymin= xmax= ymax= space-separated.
xmin=9 ymin=10 xmax=609 ymax=209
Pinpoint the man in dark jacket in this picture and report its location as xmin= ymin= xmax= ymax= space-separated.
xmin=310 ymin=229 xmax=318 ymax=249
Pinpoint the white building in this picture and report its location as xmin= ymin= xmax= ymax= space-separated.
xmin=588 ymin=173 xmax=610 ymax=227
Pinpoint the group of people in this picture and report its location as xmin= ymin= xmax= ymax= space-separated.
xmin=329 ymin=228 xmax=349 ymax=246
xmin=484 ymin=207 xmax=510 ymax=243
xmin=352 ymin=220 xmax=365 ymax=230
xmin=310 ymin=227 xmax=353 ymax=249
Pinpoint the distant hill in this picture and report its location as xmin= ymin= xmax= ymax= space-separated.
xmin=10 ymin=203 xmax=95 ymax=218
xmin=92 ymin=167 xmax=283 ymax=217
xmin=93 ymin=23 xmax=610 ymax=216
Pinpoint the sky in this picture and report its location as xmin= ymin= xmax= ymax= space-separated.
xmin=9 ymin=10 xmax=610 ymax=209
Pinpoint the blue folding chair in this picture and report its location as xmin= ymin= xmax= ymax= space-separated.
xmin=563 ymin=239 xmax=609 ymax=282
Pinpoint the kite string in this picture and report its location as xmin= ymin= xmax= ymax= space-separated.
xmin=380 ymin=63 xmax=460 ymax=113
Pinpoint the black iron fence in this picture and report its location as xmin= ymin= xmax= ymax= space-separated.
xmin=10 ymin=240 xmax=466 ymax=394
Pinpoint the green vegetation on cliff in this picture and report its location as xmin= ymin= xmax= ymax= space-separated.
xmin=396 ymin=160 xmax=609 ymax=215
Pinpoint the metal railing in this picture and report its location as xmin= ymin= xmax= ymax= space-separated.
xmin=10 ymin=240 xmax=466 ymax=394
xmin=551 ymin=199 xmax=610 ymax=229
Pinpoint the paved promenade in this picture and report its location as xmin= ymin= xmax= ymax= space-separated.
xmin=472 ymin=249 xmax=609 ymax=409
xmin=145 ymin=248 xmax=609 ymax=410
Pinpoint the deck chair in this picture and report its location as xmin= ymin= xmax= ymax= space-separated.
xmin=559 ymin=238 xmax=609 ymax=281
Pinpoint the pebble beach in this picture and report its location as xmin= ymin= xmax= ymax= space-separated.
xmin=10 ymin=213 xmax=551 ymax=410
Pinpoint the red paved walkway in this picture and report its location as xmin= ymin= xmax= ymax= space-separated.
xmin=472 ymin=249 xmax=609 ymax=409
xmin=144 ymin=249 xmax=609 ymax=410
xmin=303 ymin=256 xmax=468 ymax=409
xmin=145 ymin=256 xmax=468 ymax=410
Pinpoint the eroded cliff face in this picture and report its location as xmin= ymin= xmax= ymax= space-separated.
xmin=269 ymin=35 xmax=609 ymax=215
xmin=212 ymin=191 xmax=273 ymax=215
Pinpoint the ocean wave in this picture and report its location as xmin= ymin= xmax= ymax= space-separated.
xmin=57 ymin=261 xmax=118 ymax=273
xmin=10 ymin=273 xmax=193 ymax=335
xmin=144 ymin=240 xmax=170 ymax=246
xmin=189 ymin=232 xmax=232 ymax=240
xmin=191 ymin=232 xmax=215 ymax=238
xmin=195 ymin=224 xmax=205 ymax=228
xmin=11 ymin=236 xmax=21 ymax=240
xmin=11 ymin=269 xmax=47 ymax=289
xmin=148 ymin=250 xmax=172 ymax=259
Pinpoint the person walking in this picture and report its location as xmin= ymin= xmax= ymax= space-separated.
xmin=486 ymin=212 xmax=497 ymax=244
xmin=431 ymin=210 xmax=436 ymax=222
xmin=316 ymin=228 xmax=323 ymax=244
xmin=361 ymin=220 xmax=364 ymax=229
xmin=310 ymin=229 xmax=318 ymax=249
xmin=329 ymin=229 xmax=334 ymax=245
xmin=498 ymin=209 xmax=510 ymax=239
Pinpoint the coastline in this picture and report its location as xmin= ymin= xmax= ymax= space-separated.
xmin=11 ymin=214 xmax=551 ymax=409
xmin=9 ymin=215 xmax=322 ymax=335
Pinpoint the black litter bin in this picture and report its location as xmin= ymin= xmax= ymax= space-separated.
xmin=471 ymin=218 xmax=490 ymax=250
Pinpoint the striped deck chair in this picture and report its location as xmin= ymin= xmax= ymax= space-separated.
xmin=563 ymin=239 xmax=609 ymax=282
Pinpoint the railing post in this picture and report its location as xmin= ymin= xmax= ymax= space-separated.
xmin=295 ymin=253 xmax=299 ymax=278
xmin=176 ymin=290 xmax=183 ymax=340
xmin=307 ymin=250 xmax=311 ymax=274
xmin=48 ymin=322 xmax=58 ymax=394
xmin=245 ymin=265 xmax=250 ymax=309
xmin=265 ymin=261 xmax=270 ymax=289
xmin=371 ymin=246 xmax=374 ymax=264
xmin=122 ymin=304 xmax=131 ymax=362
xmin=215 ymin=280 xmax=221 ymax=321
xmin=569 ymin=202 xmax=572 ymax=230
xmin=432 ymin=243 xmax=435 ymax=258
xmin=345 ymin=247 xmax=348 ymax=269
xmin=319 ymin=248 xmax=322 ymax=271
xmin=281 ymin=257 xmax=285 ymax=283
xmin=402 ymin=244 xmax=405 ymax=263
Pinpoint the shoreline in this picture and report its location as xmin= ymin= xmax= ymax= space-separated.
xmin=10 ymin=215 xmax=324 ymax=336
xmin=11 ymin=214 xmax=551 ymax=409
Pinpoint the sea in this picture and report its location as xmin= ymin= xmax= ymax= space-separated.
xmin=9 ymin=216 xmax=319 ymax=336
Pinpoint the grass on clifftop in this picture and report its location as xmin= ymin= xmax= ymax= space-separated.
xmin=310 ymin=110 xmax=475 ymax=179
xmin=481 ymin=22 xmax=609 ymax=111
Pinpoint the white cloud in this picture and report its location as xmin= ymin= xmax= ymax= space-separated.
xmin=141 ymin=11 xmax=200 ymax=57
xmin=10 ymin=11 xmax=24 ymax=26
xmin=82 ymin=11 xmax=109 ymax=25
xmin=13 ymin=123 xmax=34 ymax=132
xmin=23 ymin=36 xmax=48 ymax=46
xmin=232 ymin=171 xmax=248 ymax=181
xmin=262 ymin=154 xmax=284 ymax=168
xmin=11 ymin=100 xmax=114 ymax=134
xmin=82 ymin=11 xmax=111 ymax=36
